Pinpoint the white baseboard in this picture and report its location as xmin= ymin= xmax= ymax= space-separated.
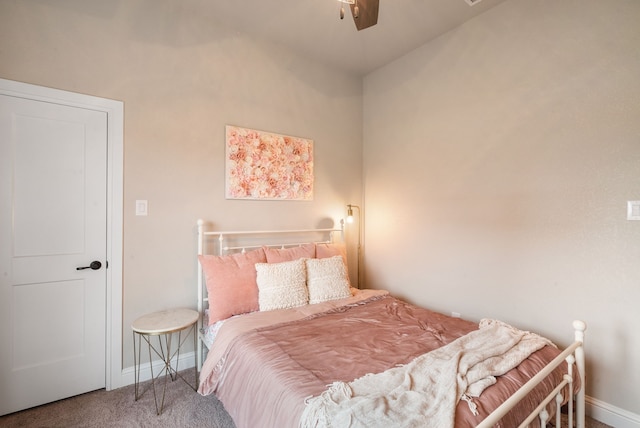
xmin=587 ymin=395 xmax=640 ymax=428
xmin=116 ymin=351 xmax=197 ymax=389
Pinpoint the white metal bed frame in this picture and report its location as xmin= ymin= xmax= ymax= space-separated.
xmin=195 ymin=219 xmax=586 ymax=428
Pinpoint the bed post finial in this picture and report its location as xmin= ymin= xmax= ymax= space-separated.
xmin=572 ymin=320 xmax=586 ymax=342
xmin=197 ymin=220 xmax=205 ymax=255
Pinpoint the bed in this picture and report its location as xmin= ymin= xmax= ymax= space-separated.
xmin=195 ymin=219 xmax=586 ymax=428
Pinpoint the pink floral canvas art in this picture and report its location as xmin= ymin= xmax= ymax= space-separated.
xmin=225 ymin=125 xmax=314 ymax=200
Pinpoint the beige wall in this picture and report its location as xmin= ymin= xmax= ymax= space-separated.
xmin=363 ymin=0 xmax=640 ymax=417
xmin=0 ymin=1 xmax=363 ymax=369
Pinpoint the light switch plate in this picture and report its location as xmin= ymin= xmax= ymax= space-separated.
xmin=627 ymin=201 xmax=640 ymax=220
xmin=135 ymin=200 xmax=148 ymax=216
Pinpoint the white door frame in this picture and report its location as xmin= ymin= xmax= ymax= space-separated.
xmin=0 ymin=78 xmax=124 ymax=391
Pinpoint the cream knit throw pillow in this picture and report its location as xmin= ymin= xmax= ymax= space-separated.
xmin=255 ymin=258 xmax=308 ymax=311
xmin=306 ymin=256 xmax=351 ymax=304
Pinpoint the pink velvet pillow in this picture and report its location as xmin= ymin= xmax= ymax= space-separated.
xmin=263 ymin=243 xmax=315 ymax=263
xmin=315 ymin=242 xmax=348 ymax=273
xmin=198 ymin=248 xmax=266 ymax=325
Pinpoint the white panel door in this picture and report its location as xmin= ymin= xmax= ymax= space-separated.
xmin=0 ymin=94 xmax=107 ymax=415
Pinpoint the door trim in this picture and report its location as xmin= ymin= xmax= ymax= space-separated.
xmin=0 ymin=78 xmax=124 ymax=391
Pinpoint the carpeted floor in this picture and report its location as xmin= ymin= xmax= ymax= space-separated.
xmin=0 ymin=373 xmax=236 ymax=428
xmin=0 ymin=373 xmax=612 ymax=428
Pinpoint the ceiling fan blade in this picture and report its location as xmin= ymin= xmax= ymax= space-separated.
xmin=350 ymin=0 xmax=379 ymax=31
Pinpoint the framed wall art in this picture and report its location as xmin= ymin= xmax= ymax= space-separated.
xmin=225 ymin=125 xmax=314 ymax=200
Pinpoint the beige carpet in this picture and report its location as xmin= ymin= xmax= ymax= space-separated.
xmin=0 ymin=373 xmax=235 ymax=428
xmin=0 ymin=374 xmax=611 ymax=428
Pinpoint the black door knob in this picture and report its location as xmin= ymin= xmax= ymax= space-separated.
xmin=76 ymin=261 xmax=102 ymax=271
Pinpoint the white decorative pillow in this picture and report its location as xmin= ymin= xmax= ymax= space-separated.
xmin=305 ymin=256 xmax=351 ymax=304
xmin=255 ymin=258 xmax=308 ymax=311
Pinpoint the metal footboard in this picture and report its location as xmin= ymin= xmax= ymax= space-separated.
xmin=476 ymin=320 xmax=586 ymax=428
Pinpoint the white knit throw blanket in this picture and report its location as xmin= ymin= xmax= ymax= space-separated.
xmin=300 ymin=319 xmax=555 ymax=428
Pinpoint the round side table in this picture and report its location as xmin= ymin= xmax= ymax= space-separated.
xmin=132 ymin=308 xmax=199 ymax=415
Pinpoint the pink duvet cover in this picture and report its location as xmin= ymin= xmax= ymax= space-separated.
xmin=198 ymin=290 xmax=574 ymax=428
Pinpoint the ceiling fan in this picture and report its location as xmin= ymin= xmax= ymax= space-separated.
xmin=338 ymin=0 xmax=379 ymax=31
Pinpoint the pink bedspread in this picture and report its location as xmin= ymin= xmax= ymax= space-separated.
xmin=198 ymin=290 xmax=573 ymax=428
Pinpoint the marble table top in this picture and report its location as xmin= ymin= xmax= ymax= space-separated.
xmin=132 ymin=308 xmax=199 ymax=335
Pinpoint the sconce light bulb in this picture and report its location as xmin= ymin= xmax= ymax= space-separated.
xmin=340 ymin=6 xmax=345 ymax=19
